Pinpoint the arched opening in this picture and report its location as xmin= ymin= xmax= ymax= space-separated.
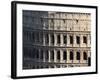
xmin=83 ymin=52 xmax=87 ymax=60
xmin=76 ymin=52 xmax=80 ymax=60
xmin=50 ymin=50 xmax=54 ymax=61
xmin=63 ymin=51 xmax=67 ymax=60
xmin=70 ymin=51 xmax=73 ymax=60
xmin=57 ymin=51 xmax=60 ymax=60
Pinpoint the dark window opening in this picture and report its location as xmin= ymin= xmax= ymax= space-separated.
xmin=83 ymin=52 xmax=87 ymax=60
xmin=76 ymin=52 xmax=80 ymax=60
xmin=63 ymin=35 xmax=67 ymax=44
xmin=40 ymin=32 xmax=43 ymax=43
xmin=70 ymin=51 xmax=73 ymax=60
xmin=50 ymin=50 xmax=54 ymax=60
xmin=76 ymin=19 xmax=78 ymax=23
xmin=36 ymin=65 xmax=39 ymax=69
xmin=34 ymin=48 xmax=38 ymax=58
xmin=63 ymin=19 xmax=65 ymax=23
xmin=36 ymin=49 xmax=39 ymax=59
xmin=57 ymin=51 xmax=60 ymax=60
xmin=51 ymin=34 xmax=54 ymax=44
xmin=51 ymin=66 xmax=54 ymax=68
xmin=45 ymin=50 xmax=49 ymax=60
xmin=83 ymin=36 xmax=87 ymax=44
xmin=40 ymin=50 xmax=43 ymax=60
xmin=45 ymin=34 xmax=49 ymax=44
xmin=57 ymin=35 xmax=60 ymax=44
xmin=70 ymin=36 xmax=73 ymax=44
xmin=76 ymin=36 xmax=80 ymax=44
xmin=51 ymin=19 xmax=54 ymax=28
xmin=32 ymin=48 xmax=36 ymax=58
xmin=63 ymin=51 xmax=67 ymax=60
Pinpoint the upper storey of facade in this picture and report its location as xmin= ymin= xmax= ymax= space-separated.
xmin=23 ymin=11 xmax=91 ymax=32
